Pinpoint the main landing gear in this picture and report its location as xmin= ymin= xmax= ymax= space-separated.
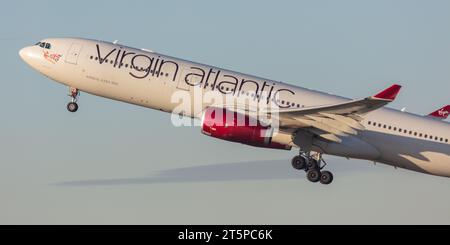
xmin=67 ymin=87 xmax=79 ymax=113
xmin=291 ymin=151 xmax=334 ymax=185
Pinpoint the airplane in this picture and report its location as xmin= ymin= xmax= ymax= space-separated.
xmin=19 ymin=38 xmax=450 ymax=185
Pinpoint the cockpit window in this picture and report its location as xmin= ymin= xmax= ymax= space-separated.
xmin=36 ymin=42 xmax=52 ymax=49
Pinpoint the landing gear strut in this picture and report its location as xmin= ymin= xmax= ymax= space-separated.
xmin=291 ymin=151 xmax=334 ymax=185
xmin=67 ymin=87 xmax=79 ymax=113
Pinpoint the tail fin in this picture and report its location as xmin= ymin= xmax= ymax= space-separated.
xmin=428 ymin=105 xmax=450 ymax=120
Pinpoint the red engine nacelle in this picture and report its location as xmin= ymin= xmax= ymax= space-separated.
xmin=201 ymin=107 xmax=292 ymax=150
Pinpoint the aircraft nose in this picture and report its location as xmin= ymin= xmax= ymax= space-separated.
xmin=19 ymin=47 xmax=27 ymax=60
xmin=19 ymin=46 xmax=42 ymax=67
xmin=19 ymin=47 xmax=32 ymax=63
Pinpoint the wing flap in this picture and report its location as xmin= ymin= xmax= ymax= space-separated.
xmin=307 ymin=128 xmax=343 ymax=143
xmin=294 ymin=117 xmax=350 ymax=137
xmin=305 ymin=115 xmax=358 ymax=135
xmin=319 ymin=113 xmax=365 ymax=130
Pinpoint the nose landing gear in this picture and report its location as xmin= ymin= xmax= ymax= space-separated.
xmin=291 ymin=151 xmax=334 ymax=185
xmin=67 ymin=87 xmax=79 ymax=113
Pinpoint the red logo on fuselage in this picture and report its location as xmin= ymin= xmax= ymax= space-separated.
xmin=43 ymin=50 xmax=62 ymax=64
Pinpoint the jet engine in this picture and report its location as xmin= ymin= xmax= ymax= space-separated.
xmin=200 ymin=107 xmax=292 ymax=150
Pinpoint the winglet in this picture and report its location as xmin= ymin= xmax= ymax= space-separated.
xmin=428 ymin=105 xmax=450 ymax=119
xmin=373 ymin=84 xmax=402 ymax=101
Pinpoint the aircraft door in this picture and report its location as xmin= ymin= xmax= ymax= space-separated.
xmin=65 ymin=43 xmax=83 ymax=65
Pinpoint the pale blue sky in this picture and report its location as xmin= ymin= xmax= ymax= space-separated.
xmin=1 ymin=0 xmax=450 ymax=224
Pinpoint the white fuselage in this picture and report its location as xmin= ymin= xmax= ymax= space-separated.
xmin=19 ymin=38 xmax=450 ymax=177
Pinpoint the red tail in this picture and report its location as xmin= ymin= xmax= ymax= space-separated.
xmin=428 ymin=105 xmax=450 ymax=119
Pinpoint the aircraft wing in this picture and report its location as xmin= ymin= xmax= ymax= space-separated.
xmin=276 ymin=84 xmax=402 ymax=143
